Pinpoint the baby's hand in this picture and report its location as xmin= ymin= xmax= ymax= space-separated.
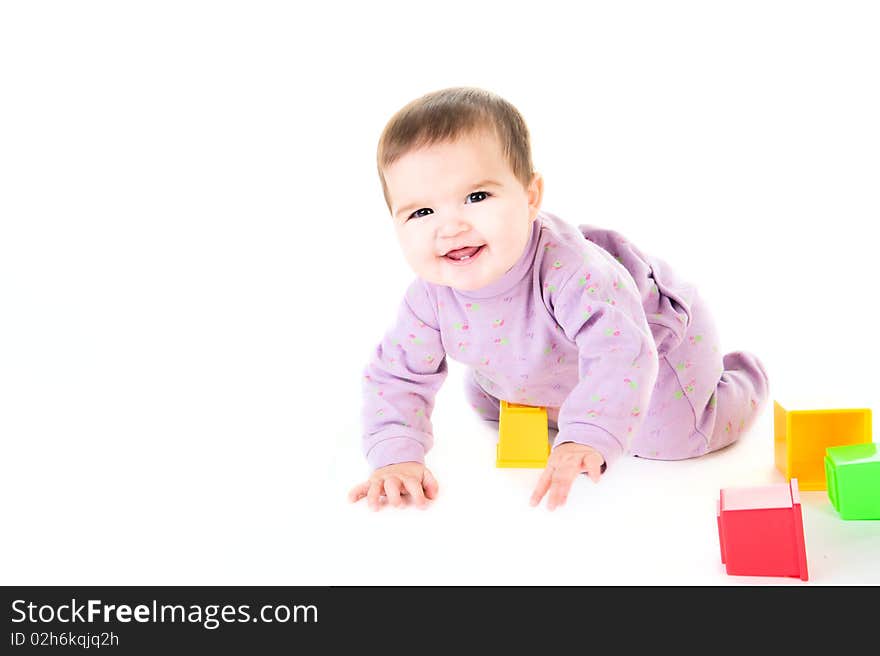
xmin=530 ymin=443 xmax=605 ymax=510
xmin=348 ymin=461 xmax=439 ymax=511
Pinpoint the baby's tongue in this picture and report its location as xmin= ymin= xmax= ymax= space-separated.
xmin=446 ymin=246 xmax=480 ymax=260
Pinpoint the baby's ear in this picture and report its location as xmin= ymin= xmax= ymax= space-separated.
xmin=527 ymin=172 xmax=544 ymax=218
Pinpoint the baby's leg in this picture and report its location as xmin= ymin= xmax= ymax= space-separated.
xmin=464 ymin=371 xmax=563 ymax=431
xmin=697 ymin=350 xmax=769 ymax=453
xmin=464 ymin=370 xmax=501 ymax=422
xmin=631 ymin=296 xmax=769 ymax=459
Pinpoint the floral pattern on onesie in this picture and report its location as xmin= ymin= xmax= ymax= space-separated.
xmin=361 ymin=212 xmax=660 ymax=470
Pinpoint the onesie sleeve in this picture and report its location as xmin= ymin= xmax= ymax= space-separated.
xmin=549 ymin=261 xmax=660 ymax=468
xmin=361 ymin=279 xmax=448 ymax=470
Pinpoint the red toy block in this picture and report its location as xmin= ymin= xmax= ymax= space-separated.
xmin=716 ymin=479 xmax=809 ymax=580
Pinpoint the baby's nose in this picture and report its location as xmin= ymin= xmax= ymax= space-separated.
xmin=437 ymin=211 xmax=470 ymax=236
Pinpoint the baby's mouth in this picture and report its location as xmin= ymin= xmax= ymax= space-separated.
xmin=444 ymin=245 xmax=484 ymax=261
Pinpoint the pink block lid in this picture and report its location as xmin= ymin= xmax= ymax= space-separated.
xmin=720 ymin=482 xmax=794 ymax=511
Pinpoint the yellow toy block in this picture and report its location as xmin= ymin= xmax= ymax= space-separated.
xmin=774 ymin=401 xmax=872 ymax=491
xmin=496 ymin=400 xmax=550 ymax=468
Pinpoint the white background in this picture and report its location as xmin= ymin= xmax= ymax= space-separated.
xmin=1 ymin=1 xmax=878 ymax=585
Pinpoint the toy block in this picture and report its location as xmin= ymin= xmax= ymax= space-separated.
xmin=825 ymin=443 xmax=880 ymax=519
xmin=716 ymin=479 xmax=809 ymax=580
xmin=774 ymin=401 xmax=872 ymax=490
xmin=496 ymin=400 xmax=550 ymax=468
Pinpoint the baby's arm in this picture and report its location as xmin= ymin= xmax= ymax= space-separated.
xmin=355 ymin=280 xmax=447 ymax=508
xmin=554 ymin=280 xmax=659 ymax=463
xmin=531 ymin=260 xmax=660 ymax=508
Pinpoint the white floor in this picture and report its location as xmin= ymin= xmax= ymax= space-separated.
xmin=2 ymin=1 xmax=878 ymax=588
xmin=330 ymin=363 xmax=880 ymax=586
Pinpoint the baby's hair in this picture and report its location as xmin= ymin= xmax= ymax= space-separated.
xmin=376 ymin=86 xmax=535 ymax=213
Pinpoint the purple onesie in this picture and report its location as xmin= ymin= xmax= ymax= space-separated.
xmin=361 ymin=211 xmax=768 ymax=471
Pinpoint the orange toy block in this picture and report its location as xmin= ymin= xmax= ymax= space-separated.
xmin=774 ymin=401 xmax=872 ymax=491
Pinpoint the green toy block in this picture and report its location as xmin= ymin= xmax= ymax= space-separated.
xmin=824 ymin=443 xmax=880 ymax=520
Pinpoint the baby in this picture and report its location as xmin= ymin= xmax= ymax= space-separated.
xmin=349 ymin=87 xmax=769 ymax=511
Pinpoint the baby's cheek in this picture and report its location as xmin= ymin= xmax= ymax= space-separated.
xmin=404 ymin=244 xmax=436 ymax=275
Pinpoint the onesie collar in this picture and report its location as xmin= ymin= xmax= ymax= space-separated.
xmin=454 ymin=216 xmax=541 ymax=300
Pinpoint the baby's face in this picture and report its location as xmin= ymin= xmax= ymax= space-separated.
xmin=383 ymin=130 xmax=543 ymax=291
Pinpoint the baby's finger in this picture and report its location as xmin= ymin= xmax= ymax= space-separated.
xmin=401 ymin=476 xmax=428 ymax=508
xmin=581 ymin=454 xmax=605 ymax=483
xmin=422 ymin=470 xmax=440 ymax=500
xmin=384 ymin=477 xmax=403 ymax=507
xmin=530 ymin=466 xmax=554 ymax=506
xmin=547 ymin=468 xmax=578 ymax=510
xmin=583 ymin=459 xmax=602 ymax=483
xmin=348 ymin=482 xmax=369 ymax=503
xmin=366 ymin=480 xmax=383 ymax=511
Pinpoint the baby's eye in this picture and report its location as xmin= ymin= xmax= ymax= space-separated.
xmin=408 ymin=208 xmax=433 ymax=220
xmin=467 ymin=191 xmax=491 ymax=203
